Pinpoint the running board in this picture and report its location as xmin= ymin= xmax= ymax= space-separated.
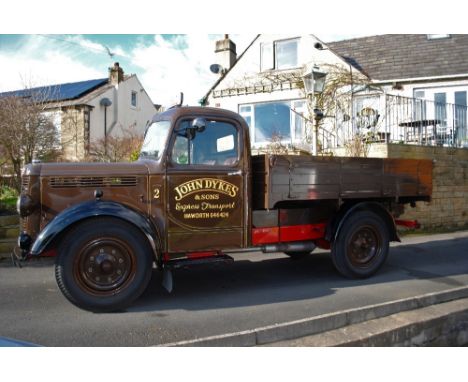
xmin=161 ymin=254 xmax=234 ymax=294
xmin=165 ymin=254 xmax=234 ymax=270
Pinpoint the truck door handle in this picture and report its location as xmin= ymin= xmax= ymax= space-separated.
xmin=227 ymin=171 xmax=241 ymax=176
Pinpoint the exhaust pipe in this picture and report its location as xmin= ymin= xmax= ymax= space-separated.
xmin=262 ymin=241 xmax=316 ymax=253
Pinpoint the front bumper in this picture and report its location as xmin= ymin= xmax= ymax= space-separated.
xmin=12 ymin=233 xmax=33 ymax=265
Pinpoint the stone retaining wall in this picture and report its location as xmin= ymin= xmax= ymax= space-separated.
xmin=378 ymin=144 xmax=467 ymax=229
xmin=334 ymin=144 xmax=468 ymax=230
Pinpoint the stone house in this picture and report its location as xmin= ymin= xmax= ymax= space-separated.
xmin=202 ymin=34 xmax=355 ymax=153
xmin=0 ymin=63 xmax=156 ymax=161
xmin=203 ymin=34 xmax=468 ymax=153
xmin=328 ymin=34 xmax=468 ymax=150
xmin=202 ymin=34 xmax=468 ymax=230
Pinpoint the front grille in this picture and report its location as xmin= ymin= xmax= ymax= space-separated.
xmin=20 ymin=176 xmax=30 ymax=231
xmin=49 ymin=176 xmax=138 ymax=188
xmin=21 ymin=176 xmax=30 ymax=192
xmin=21 ymin=217 xmax=28 ymax=231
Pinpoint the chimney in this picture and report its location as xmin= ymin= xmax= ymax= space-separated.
xmin=109 ymin=62 xmax=124 ymax=85
xmin=215 ymin=34 xmax=237 ymax=72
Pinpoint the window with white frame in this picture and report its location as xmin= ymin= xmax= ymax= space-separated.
xmin=414 ymin=90 xmax=427 ymax=121
xmin=434 ymin=92 xmax=447 ymax=127
xmin=275 ymin=39 xmax=298 ymax=70
xmin=131 ymin=91 xmax=137 ymax=107
xmin=260 ymin=38 xmax=299 ymax=72
xmin=260 ymin=43 xmax=274 ymax=71
xmin=239 ymin=100 xmax=306 ymax=146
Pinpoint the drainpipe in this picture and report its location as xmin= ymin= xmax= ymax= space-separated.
xmin=106 ymin=87 xmax=118 ymax=136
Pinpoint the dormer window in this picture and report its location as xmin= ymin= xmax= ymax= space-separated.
xmin=260 ymin=38 xmax=299 ymax=71
xmin=275 ymin=39 xmax=298 ymax=69
xmin=427 ymin=34 xmax=450 ymax=40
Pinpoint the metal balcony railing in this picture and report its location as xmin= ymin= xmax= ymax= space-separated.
xmin=329 ymin=94 xmax=468 ymax=149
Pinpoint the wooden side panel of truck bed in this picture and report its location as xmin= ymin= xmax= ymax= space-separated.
xmin=251 ymin=155 xmax=433 ymax=210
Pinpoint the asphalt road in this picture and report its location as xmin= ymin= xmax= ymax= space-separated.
xmin=1 ymin=231 xmax=468 ymax=346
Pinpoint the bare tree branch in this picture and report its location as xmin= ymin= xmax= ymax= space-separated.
xmin=87 ymin=125 xmax=143 ymax=163
xmin=0 ymin=84 xmax=60 ymax=190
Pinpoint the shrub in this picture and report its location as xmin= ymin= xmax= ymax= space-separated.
xmin=0 ymin=185 xmax=18 ymax=213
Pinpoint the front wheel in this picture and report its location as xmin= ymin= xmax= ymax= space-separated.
xmin=331 ymin=210 xmax=389 ymax=279
xmin=55 ymin=217 xmax=154 ymax=312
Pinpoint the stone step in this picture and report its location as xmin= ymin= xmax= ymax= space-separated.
xmin=0 ymin=214 xmax=19 ymax=227
xmin=0 ymin=252 xmax=12 ymax=261
xmin=0 ymin=225 xmax=19 ymax=239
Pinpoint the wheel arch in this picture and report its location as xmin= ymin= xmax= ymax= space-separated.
xmin=30 ymin=201 xmax=162 ymax=263
xmin=327 ymin=201 xmax=399 ymax=244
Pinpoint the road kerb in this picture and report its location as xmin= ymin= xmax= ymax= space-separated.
xmin=159 ymin=286 xmax=468 ymax=347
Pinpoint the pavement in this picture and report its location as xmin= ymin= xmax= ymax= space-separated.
xmin=1 ymin=230 xmax=468 ymax=346
xmin=267 ymin=296 xmax=468 ymax=346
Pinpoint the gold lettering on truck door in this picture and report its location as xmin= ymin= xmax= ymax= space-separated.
xmin=169 ymin=177 xmax=241 ymax=227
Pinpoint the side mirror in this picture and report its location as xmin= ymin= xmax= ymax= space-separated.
xmin=192 ymin=118 xmax=207 ymax=133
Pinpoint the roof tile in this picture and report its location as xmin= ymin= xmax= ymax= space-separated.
xmin=328 ymin=34 xmax=468 ymax=81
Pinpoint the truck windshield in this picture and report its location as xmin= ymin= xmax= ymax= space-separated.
xmin=139 ymin=120 xmax=171 ymax=161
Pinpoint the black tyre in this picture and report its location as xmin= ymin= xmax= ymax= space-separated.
xmin=284 ymin=251 xmax=312 ymax=260
xmin=55 ymin=217 xmax=153 ymax=312
xmin=331 ymin=210 xmax=389 ymax=279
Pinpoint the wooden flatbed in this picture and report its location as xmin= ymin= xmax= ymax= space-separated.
xmin=252 ymin=155 xmax=432 ymax=210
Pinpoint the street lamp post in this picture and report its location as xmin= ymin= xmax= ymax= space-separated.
xmin=302 ymin=64 xmax=327 ymax=155
xmin=100 ymin=98 xmax=112 ymax=158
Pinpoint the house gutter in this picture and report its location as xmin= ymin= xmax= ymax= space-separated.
xmin=371 ymin=73 xmax=468 ymax=85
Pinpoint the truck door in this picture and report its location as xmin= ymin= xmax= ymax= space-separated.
xmin=166 ymin=117 xmax=245 ymax=252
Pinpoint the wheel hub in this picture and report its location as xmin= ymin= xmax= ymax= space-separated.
xmin=96 ymin=253 xmax=115 ymax=274
xmin=348 ymin=227 xmax=380 ymax=266
xmin=77 ymin=240 xmax=133 ymax=292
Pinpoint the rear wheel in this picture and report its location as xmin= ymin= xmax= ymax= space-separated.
xmin=55 ymin=217 xmax=153 ymax=312
xmin=331 ymin=211 xmax=389 ymax=279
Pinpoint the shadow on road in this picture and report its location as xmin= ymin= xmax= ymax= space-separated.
xmin=129 ymin=237 xmax=468 ymax=313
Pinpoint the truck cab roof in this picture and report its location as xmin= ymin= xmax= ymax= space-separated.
xmin=152 ymin=106 xmax=246 ymax=125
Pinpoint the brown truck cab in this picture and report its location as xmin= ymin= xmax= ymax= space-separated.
xmin=17 ymin=106 xmax=432 ymax=312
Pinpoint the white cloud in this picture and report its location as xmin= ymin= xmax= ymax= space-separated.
xmin=0 ymin=34 xmax=245 ymax=106
xmin=130 ymin=35 xmax=219 ymax=106
xmin=0 ymin=35 xmax=103 ymax=91
xmin=0 ymin=34 xmax=265 ymax=106
xmin=130 ymin=34 xmax=257 ymax=106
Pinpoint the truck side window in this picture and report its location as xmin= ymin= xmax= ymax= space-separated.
xmin=171 ymin=119 xmax=239 ymax=166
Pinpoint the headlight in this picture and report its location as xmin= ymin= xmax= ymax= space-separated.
xmin=17 ymin=194 xmax=37 ymax=218
xmin=18 ymin=232 xmax=32 ymax=251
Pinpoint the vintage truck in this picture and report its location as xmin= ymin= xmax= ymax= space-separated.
xmin=16 ymin=106 xmax=432 ymax=312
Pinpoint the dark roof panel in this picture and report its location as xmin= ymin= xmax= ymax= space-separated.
xmin=327 ymin=34 xmax=468 ymax=81
xmin=0 ymin=78 xmax=108 ymax=102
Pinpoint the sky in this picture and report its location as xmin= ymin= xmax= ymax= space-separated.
xmin=0 ymin=33 xmax=370 ymax=107
xmin=1 ymin=1 xmax=464 ymax=379
xmin=0 ymin=0 xmax=462 ymax=107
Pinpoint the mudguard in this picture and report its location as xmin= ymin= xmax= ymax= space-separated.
xmin=327 ymin=201 xmax=400 ymax=244
xmin=30 ymin=200 xmax=160 ymax=258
